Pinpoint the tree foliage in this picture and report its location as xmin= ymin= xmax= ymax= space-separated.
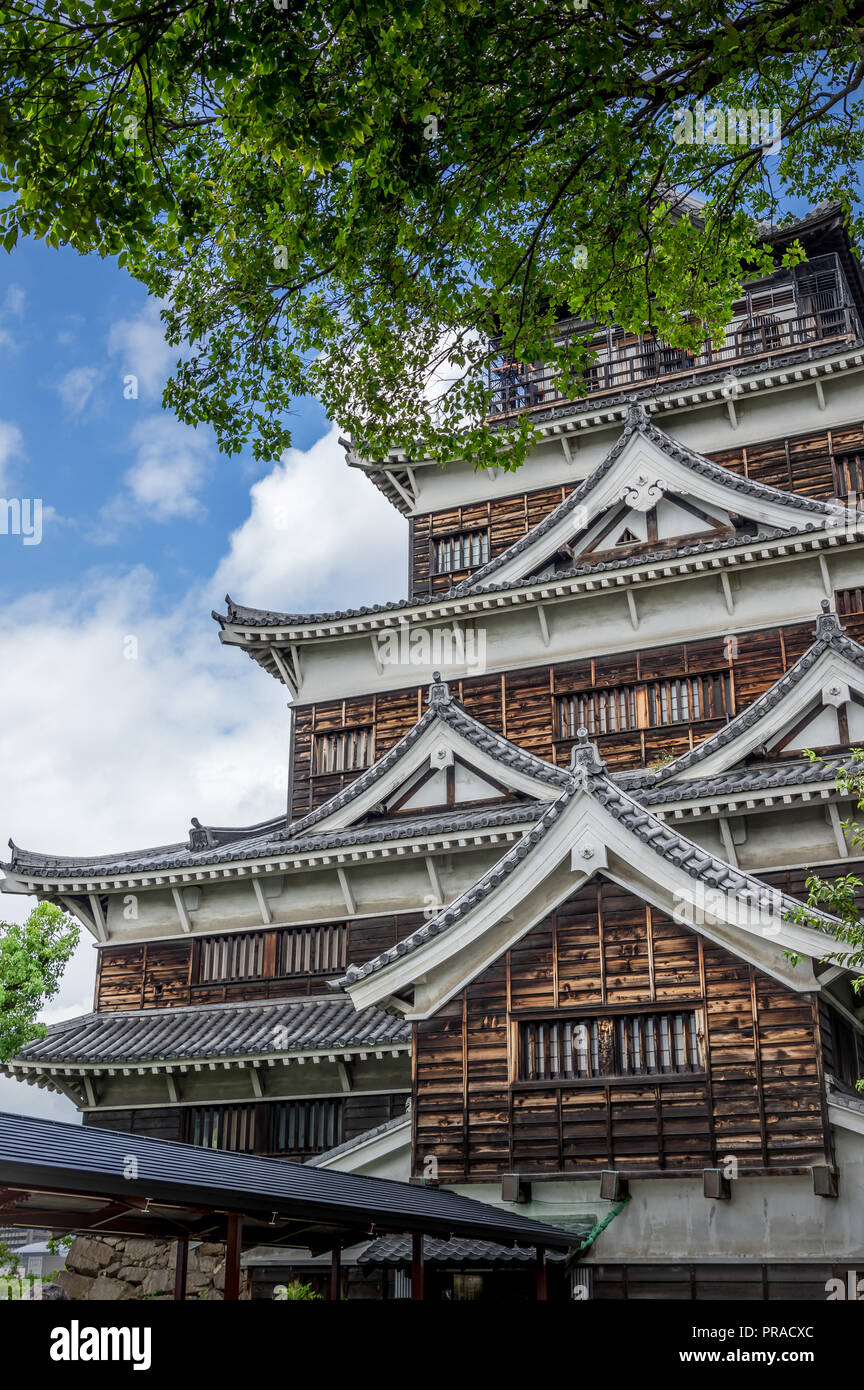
xmin=1 ymin=1 xmax=863 ymax=468
xmin=0 ymin=902 xmax=79 ymax=1062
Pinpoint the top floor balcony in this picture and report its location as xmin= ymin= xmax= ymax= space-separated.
xmin=485 ymin=253 xmax=862 ymax=424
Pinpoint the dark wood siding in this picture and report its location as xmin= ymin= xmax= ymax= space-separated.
xmin=83 ymin=1108 xmax=183 ymax=1141
xmin=94 ymin=913 xmax=425 ymax=1013
xmin=411 ymin=878 xmax=831 ymax=1182
xmin=291 ymin=612 xmax=864 ymax=818
xmin=408 ymin=423 xmax=864 ymax=597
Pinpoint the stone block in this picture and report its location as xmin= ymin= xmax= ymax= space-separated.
xmin=55 ymin=1271 xmax=93 ymax=1300
xmin=89 ymin=1275 xmax=134 ymax=1301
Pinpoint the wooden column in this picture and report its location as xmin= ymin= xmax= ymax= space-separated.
xmin=173 ymin=1236 xmax=189 ymax=1301
xmin=224 ymin=1213 xmax=242 ymax=1302
xmin=329 ymin=1245 xmax=342 ymax=1301
xmin=535 ymin=1247 xmax=547 ymax=1301
xmin=411 ymin=1232 xmax=425 ymax=1301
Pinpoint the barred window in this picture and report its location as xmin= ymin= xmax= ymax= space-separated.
xmin=188 ymin=1104 xmax=259 ymax=1152
xmin=197 ymin=932 xmax=267 ymax=983
xmin=186 ymin=1100 xmax=344 ymax=1156
xmin=519 ymin=1010 xmax=704 ymax=1082
xmin=272 ymin=1099 xmax=343 ymax=1156
xmin=556 ymin=672 xmax=732 ymax=739
xmin=836 ymin=586 xmax=864 ymax=616
xmin=434 ymin=529 xmax=490 ymax=574
xmin=313 ymin=726 xmax=373 ymax=775
xmin=278 ymin=924 xmax=348 ymax=975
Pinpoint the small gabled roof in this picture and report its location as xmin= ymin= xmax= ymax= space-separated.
xmin=337 ymin=732 xmax=843 ymax=1015
xmin=286 ymin=674 xmax=569 ymax=839
xmin=652 ymin=602 xmax=864 ymax=785
xmin=448 ymin=404 xmax=846 ymax=595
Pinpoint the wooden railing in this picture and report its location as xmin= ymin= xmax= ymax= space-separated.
xmin=487 ymin=303 xmax=860 ymax=422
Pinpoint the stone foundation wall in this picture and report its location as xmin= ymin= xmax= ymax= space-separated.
xmin=57 ymin=1235 xmax=250 ymax=1301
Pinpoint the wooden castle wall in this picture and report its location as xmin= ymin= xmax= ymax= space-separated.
xmin=290 ymin=607 xmax=864 ymax=818
xmin=410 ymin=877 xmax=832 ymax=1181
xmin=93 ymin=911 xmax=425 ymax=1013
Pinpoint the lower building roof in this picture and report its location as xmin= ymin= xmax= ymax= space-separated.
xmin=0 ymin=1111 xmax=583 ymax=1251
xmin=9 ymin=995 xmax=409 ymax=1068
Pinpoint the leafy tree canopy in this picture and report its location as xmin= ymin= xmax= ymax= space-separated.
xmin=0 ymin=902 xmax=79 ymax=1062
xmin=1 ymin=0 xmax=863 ymax=469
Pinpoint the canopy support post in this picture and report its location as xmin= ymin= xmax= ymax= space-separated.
xmin=535 ymin=1247 xmax=547 ymax=1301
xmin=174 ymin=1235 xmax=188 ymax=1301
xmin=329 ymin=1244 xmax=342 ymax=1301
xmin=224 ymin=1213 xmax=242 ymax=1301
xmin=411 ymin=1232 xmax=425 ymax=1301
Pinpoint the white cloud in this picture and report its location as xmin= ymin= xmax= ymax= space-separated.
xmin=107 ymin=414 xmax=212 ymax=524
xmin=0 ymin=420 xmax=24 ymax=491
xmin=211 ymin=423 xmax=406 ymax=613
xmin=108 ymin=299 xmax=175 ymax=399
xmin=0 ymin=420 xmax=406 ymax=1121
xmin=4 ymin=285 xmax=25 ymax=318
xmin=57 ymin=365 xmax=102 ymax=418
xmin=0 ymin=286 xmax=25 ymax=352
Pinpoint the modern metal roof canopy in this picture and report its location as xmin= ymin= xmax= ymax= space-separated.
xmin=0 ymin=1111 xmax=581 ymax=1253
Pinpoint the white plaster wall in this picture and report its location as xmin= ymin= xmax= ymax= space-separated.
xmin=449 ymin=1126 xmax=864 ymax=1263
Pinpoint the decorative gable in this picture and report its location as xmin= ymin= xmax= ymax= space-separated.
xmin=288 ymin=675 xmax=569 ymax=839
xmin=450 ymin=403 xmax=847 ymax=594
xmin=338 ymin=731 xmax=843 ymax=1017
xmin=654 ymin=603 xmax=864 ymax=784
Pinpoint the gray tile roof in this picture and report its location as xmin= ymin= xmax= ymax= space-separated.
xmin=214 ymin=525 xmax=824 ymax=631
xmin=5 ymin=679 xmax=559 ymax=880
xmin=357 ymin=1233 xmax=587 ymax=1265
xmin=10 ymin=996 xmax=410 ymax=1066
xmin=213 ymin=409 xmax=853 ymax=632
xmin=651 ymin=603 xmax=864 ymax=784
xmin=336 ymin=731 xmax=842 ymax=989
xmin=639 ymin=754 xmax=855 ymax=806
xmin=449 ymin=404 xmax=845 ymax=594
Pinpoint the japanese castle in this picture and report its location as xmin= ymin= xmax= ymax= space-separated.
xmin=5 ymin=202 xmax=864 ymax=1299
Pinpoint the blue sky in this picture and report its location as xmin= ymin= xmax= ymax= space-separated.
xmin=0 ymin=236 xmax=408 ymax=1120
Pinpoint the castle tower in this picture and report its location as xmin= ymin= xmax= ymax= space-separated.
xmin=5 ymin=203 xmax=864 ymax=1299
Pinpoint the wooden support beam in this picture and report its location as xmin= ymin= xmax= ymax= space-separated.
xmin=224 ymin=1213 xmax=242 ymax=1301
xmin=424 ymin=855 xmax=443 ymax=906
xmin=626 ymin=590 xmax=639 ymax=630
xmin=87 ymin=894 xmax=108 ymax=943
xmin=171 ymin=887 xmax=192 ymax=934
xmin=174 ymin=1236 xmax=189 ymax=1301
xmin=411 ymin=1232 xmax=425 ymax=1301
xmin=252 ymin=877 xmax=273 ymax=925
xmin=337 ymin=867 xmax=356 ymax=916
xmin=535 ymin=1247 xmax=547 ymax=1300
xmin=329 ymin=1245 xmax=342 ymax=1301
xmin=536 ymin=604 xmax=551 ymax=647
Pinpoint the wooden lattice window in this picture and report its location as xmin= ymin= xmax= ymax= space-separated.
xmin=313 ymin=726 xmax=373 ymax=775
xmin=836 ymin=587 xmax=864 ymax=616
xmin=271 ymin=1099 xmax=343 ymax=1156
xmin=519 ymin=1010 xmax=704 ymax=1082
xmin=196 ymin=932 xmax=267 ymax=983
xmin=833 ymin=452 xmax=864 ymax=502
xmin=434 ymin=529 xmax=490 ymax=574
xmin=185 ymin=1100 xmax=344 ymax=1156
xmin=555 ymin=672 xmax=732 ymax=739
xmin=188 ymin=1104 xmax=260 ymax=1152
xmin=278 ymin=924 xmax=348 ymax=976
